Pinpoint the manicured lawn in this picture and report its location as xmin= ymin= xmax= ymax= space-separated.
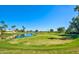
xmin=0 ymin=32 xmax=79 ymax=54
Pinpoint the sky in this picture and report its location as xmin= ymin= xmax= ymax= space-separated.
xmin=0 ymin=5 xmax=77 ymax=31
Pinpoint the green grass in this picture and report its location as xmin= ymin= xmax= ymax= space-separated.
xmin=0 ymin=32 xmax=79 ymax=54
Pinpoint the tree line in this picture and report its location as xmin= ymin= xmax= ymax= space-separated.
xmin=0 ymin=6 xmax=79 ymax=35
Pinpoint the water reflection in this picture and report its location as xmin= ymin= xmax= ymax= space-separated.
xmin=15 ymin=33 xmax=32 ymax=38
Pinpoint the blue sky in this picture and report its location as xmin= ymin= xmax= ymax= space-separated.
xmin=0 ymin=5 xmax=76 ymax=31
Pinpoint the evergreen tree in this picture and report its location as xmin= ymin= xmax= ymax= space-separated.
xmin=66 ymin=6 xmax=79 ymax=34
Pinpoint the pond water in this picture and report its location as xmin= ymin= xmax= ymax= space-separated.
xmin=15 ymin=33 xmax=32 ymax=38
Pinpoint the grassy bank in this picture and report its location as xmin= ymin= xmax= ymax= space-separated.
xmin=0 ymin=32 xmax=79 ymax=54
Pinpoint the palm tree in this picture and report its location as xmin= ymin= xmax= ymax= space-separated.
xmin=3 ymin=24 xmax=8 ymax=31
xmin=74 ymin=5 xmax=79 ymax=16
xmin=0 ymin=20 xmax=8 ymax=31
xmin=0 ymin=20 xmax=8 ymax=39
xmin=22 ymin=26 xmax=26 ymax=32
xmin=0 ymin=21 xmax=6 ymax=34
xmin=11 ymin=25 xmax=16 ymax=31
xmin=0 ymin=20 xmax=5 ymax=25
xmin=0 ymin=25 xmax=3 ymax=35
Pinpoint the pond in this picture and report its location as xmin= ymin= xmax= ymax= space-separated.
xmin=15 ymin=33 xmax=32 ymax=38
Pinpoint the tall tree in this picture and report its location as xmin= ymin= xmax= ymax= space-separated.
xmin=74 ymin=5 xmax=79 ymax=16
xmin=66 ymin=17 xmax=79 ymax=33
xmin=66 ymin=6 xmax=79 ymax=34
